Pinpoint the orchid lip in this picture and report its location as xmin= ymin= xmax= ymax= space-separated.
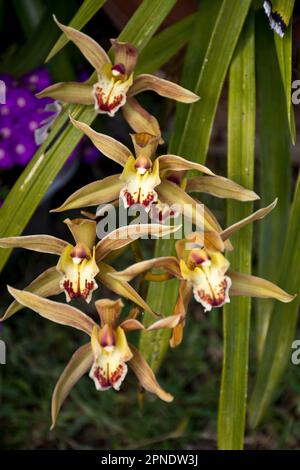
xmin=112 ymin=63 xmax=126 ymax=76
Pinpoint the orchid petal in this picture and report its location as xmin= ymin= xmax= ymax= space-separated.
xmin=129 ymin=74 xmax=199 ymax=103
xmin=158 ymin=154 xmax=215 ymax=176
xmin=122 ymin=97 xmax=162 ymax=139
xmin=0 ymin=235 xmax=68 ymax=255
xmin=157 ymin=179 xmax=224 ymax=236
xmin=229 ymin=271 xmax=296 ymax=303
xmin=1 ymin=267 xmax=62 ymax=322
xmin=96 ymin=224 xmax=181 ymax=262
xmin=53 ymin=16 xmax=110 ymax=72
xmin=128 ymin=344 xmax=174 ymax=402
xmin=63 ymin=218 xmax=96 ymax=250
xmin=110 ymin=39 xmax=138 ymax=75
xmin=51 ymin=343 xmax=93 ymax=429
xmin=98 ymin=262 xmax=159 ymax=318
xmin=221 ymin=199 xmax=278 ymax=241
xmin=131 ymin=132 xmax=160 ymax=160
xmin=93 ymin=65 xmax=133 ymax=116
xmin=95 ymin=298 xmax=123 ymax=328
xmin=186 ymin=175 xmax=259 ymax=201
xmin=36 ymin=82 xmax=94 ymax=105
xmin=109 ymin=256 xmax=181 ymax=282
xmin=120 ymin=318 xmax=145 ymax=331
xmin=70 ymin=115 xmax=131 ymax=166
xmin=147 ymin=313 xmax=182 ymax=331
xmin=170 ymin=281 xmax=192 ymax=348
xmin=51 ymin=174 xmax=123 ymax=212
xmin=7 ymin=287 xmax=96 ymax=335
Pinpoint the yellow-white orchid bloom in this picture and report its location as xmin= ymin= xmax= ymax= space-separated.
xmin=109 ymin=201 xmax=296 ymax=347
xmin=5 ymin=289 xmax=174 ymax=428
xmin=0 ymin=220 xmax=180 ymax=319
xmin=37 ymin=17 xmax=199 ymax=130
xmin=51 ymin=117 xmax=259 ymax=241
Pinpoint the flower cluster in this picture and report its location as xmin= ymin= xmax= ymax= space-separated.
xmin=0 ymin=69 xmax=53 ymax=169
xmin=0 ymin=18 xmax=296 ymax=428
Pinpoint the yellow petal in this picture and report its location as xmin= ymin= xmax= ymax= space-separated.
xmin=158 ymin=154 xmax=215 ymax=176
xmin=51 ymin=174 xmax=123 ymax=212
xmin=96 ymin=223 xmax=181 ymax=262
xmin=0 ymin=234 xmax=67 ymax=255
xmin=170 ymin=281 xmax=192 ymax=348
xmin=95 ymin=298 xmax=124 ymax=327
xmin=57 ymin=245 xmax=99 ymax=303
xmin=53 ymin=15 xmax=110 ymax=72
xmin=64 ymin=218 xmax=96 ymax=250
xmin=108 ymin=256 xmax=181 ymax=282
xmin=97 ymin=262 xmax=159 ymax=318
xmin=180 ymin=250 xmax=231 ymax=312
xmin=111 ymin=39 xmax=138 ymax=75
xmin=7 ymin=286 xmax=96 ymax=335
xmin=229 ymin=271 xmax=296 ymax=302
xmin=131 ymin=132 xmax=160 ymax=160
xmin=93 ymin=63 xmax=133 ymax=116
xmin=1 ymin=267 xmax=62 ymax=322
xmin=122 ymin=97 xmax=162 ymax=139
xmin=119 ymin=318 xmax=145 ymax=331
xmin=221 ymin=199 xmax=278 ymax=241
xmin=128 ymin=344 xmax=174 ymax=402
xmin=89 ymin=326 xmax=132 ymax=391
xmin=51 ymin=343 xmax=94 ymax=429
xmin=147 ymin=313 xmax=182 ymax=331
xmin=129 ymin=74 xmax=199 ymax=103
xmin=120 ymin=156 xmax=161 ymax=211
xmin=70 ymin=115 xmax=131 ymax=166
xmin=186 ymin=175 xmax=259 ymax=201
xmin=36 ymin=81 xmax=94 ymax=105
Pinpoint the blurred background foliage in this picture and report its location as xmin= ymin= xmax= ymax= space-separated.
xmin=0 ymin=0 xmax=300 ymax=450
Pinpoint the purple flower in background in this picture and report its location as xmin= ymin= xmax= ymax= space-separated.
xmin=21 ymin=68 xmax=52 ymax=93
xmin=0 ymin=140 xmax=13 ymax=169
xmin=82 ymin=141 xmax=101 ymax=163
xmin=0 ymin=68 xmax=57 ymax=169
xmin=0 ymin=66 xmax=100 ymax=174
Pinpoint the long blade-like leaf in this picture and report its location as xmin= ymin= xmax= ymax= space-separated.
xmin=139 ymin=0 xmax=251 ymax=371
xmin=255 ymin=12 xmax=291 ymax=359
xmin=249 ymin=171 xmax=300 ymax=428
xmin=218 ymin=12 xmax=255 ymax=450
xmin=136 ymin=13 xmax=196 ymax=75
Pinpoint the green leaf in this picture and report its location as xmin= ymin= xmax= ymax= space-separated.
xmin=217 ymin=12 xmax=255 ymax=450
xmin=116 ymin=0 xmax=177 ymax=50
xmin=0 ymin=0 xmax=178 ymax=273
xmin=12 ymin=0 xmax=45 ymax=36
xmin=274 ymin=23 xmax=296 ymax=143
xmin=0 ymin=1 xmax=77 ymax=77
xmin=46 ymin=0 xmax=107 ymax=62
xmin=136 ymin=13 xmax=196 ymax=75
xmin=169 ymin=0 xmax=252 ymax=163
xmin=249 ymin=171 xmax=300 ymax=428
xmin=255 ymin=12 xmax=291 ymax=359
xmin=139 ymin=0 xmax=251 ymax=371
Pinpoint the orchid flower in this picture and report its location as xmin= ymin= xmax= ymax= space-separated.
xmin=109 ymin=200 xmax=296 ymax=347
xmin=5 ymin=289 xmax=175 ymax=428
xmin=51 ymin=116 xmax=259 ymax=242
xmin=37 ymin=16 xmax=199 ymax=134
xmin=0 ymin=218 xmax=179 ymax=320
